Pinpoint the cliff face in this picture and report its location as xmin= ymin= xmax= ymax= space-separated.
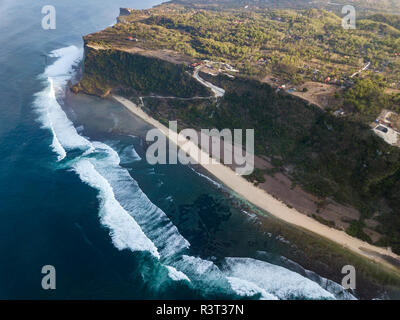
xmin=72 ymin=44 xmax=210 ymax=98
xmin=119 ymin=8 xmax=133 ymax=16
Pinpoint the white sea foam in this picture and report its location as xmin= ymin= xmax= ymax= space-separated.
xmin=222 ymin=257 xmax=335 ymax=300
xmin=33 ymin=46 xmax=92 ymax=161
xmin=171 ymin=255 xmax=234 ymax=297
xmin=34 ymin=46 xmax=160 ymax=260
xmin=34 ymin=43 xmax=189 ymax=274
xmin=166 ymin=266 xmax=191 ymax=282
xmin=172 ymin=256 xmax=277 ymax=300
xmin=226 ymin=277 xmax=278 ymax=300
xmin=91 ymin=142 xmax=190 ymax=258
xmin=304 ymin=269 xmax=357 ymax=300
xmin=174 ymin=255 xmax=335 ymax=300
xmin=179 ymin=255 xmax=218 ymax=275
xmin=118 ymin=144 xmax=142 ymax=164
xmin=189 ymin=167 xmax=222 ymax=189
xmin=275 ymin=255 xmax=357 ymax=300
xmin=242 ymin=210 xmax=258 ymax=223
xmin=34 ymin=79 xmax=93 ymax=159
xmin=44 ymin=46 xmax=83 ymax=87
xmin=73 ymin=159 xmax=160 ymax=258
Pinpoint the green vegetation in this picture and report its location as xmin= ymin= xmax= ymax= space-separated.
xmin=245 ymin=168 xmax=267 ymax=185
xmin=344 ymin=77 xmax=390 ymax=117
xmin=342 ymin=76 xmax=400 ymax=123
xmin=367 ymin=13 xmax=400 ymax=29
xmin=312 ymin=214 xmax=336 ymax=228
xmin=346 ymin=220 xmax=372 ymax=243
xmin=88 ymin=4 xmax=400 ymax=85
xmin=73 ymin=46 xmax=210 ymax=97
xmin=173 ymin=0 xmax=400 ymax=15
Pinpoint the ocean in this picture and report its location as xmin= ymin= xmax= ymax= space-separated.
xmin=0 ymin=0 xmax=357 ymax=299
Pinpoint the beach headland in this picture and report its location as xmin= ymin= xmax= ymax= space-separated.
xmin=72 ymin=1 xmax=400 ymax=262
xmin=67 ymin=1 xmax=400 ymax=298
xmin=113 ymin=95 xmax=400 ymax=273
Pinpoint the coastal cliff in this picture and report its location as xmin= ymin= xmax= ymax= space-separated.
xmin=72 ymin=42 xmax=210 ymax=98
xmin=71 ymin=3 xmax=400 ymax=258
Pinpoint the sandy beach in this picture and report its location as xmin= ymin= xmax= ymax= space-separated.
xmin=113 ymin=94 xmax=400 ymax=270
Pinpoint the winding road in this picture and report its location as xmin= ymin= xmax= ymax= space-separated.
xmin=193 ymin=66 xmax=225 ymax=98
xmin=350 ymin=61 xmax=371 ymax=78
xmin=138 ymin=66 xmax=226 ymax=103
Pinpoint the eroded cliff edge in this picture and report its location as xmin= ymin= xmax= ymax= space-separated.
xmin=72 ymin=42 xmax=210 ymax=98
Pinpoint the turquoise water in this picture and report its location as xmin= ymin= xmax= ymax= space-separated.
xmin=0 ymin=0 xmax=355 ymax=299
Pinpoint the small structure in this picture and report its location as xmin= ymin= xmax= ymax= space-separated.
xmin=376 ymin=125 xmax=388 ymax=133
xmin=126 ymin=36 xmax=138 ymax=42
xmin=333 ymin=109 xmax=345 ymax=117
xmin=373 ymin=123 xmax=400 ymax=146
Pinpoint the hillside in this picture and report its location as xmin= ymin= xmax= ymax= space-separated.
xmin=171 ymin=0 xmax=400 ymax=15
xmin=73 ymin=44 xmax=210 ymax=98
xmin=91 ymin=3 xmax=400 ymax=91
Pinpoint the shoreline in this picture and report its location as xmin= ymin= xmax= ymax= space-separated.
xmin=112 ymin=94 xmax=400 ymax=272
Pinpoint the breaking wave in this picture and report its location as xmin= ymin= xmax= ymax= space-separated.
xmin=33 ymin=46 xmax=92 ymax=161
xmin=222 ymin=257 xmax=335 ymax=300
xmin=73 ymin=159 xmax=160 ymax=258
xmin=33 ymin=46 xmax=160 ymax=260
xmin=89 ymin=141 xmax=191 ymax=259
